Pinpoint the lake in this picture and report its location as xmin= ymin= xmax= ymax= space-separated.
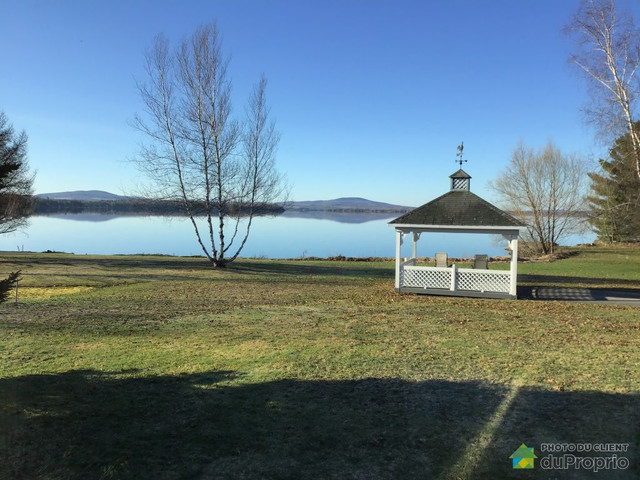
xmin=0 ymin=213 xmax=597 ymax=259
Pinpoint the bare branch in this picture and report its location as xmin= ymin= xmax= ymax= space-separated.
xmin=566 ymin=0 xmax=640 ymax=181
xmin=490 ymin=141 xmax=588 ymax=255
xmin=131 ymin=23 xmax=286 ymax=266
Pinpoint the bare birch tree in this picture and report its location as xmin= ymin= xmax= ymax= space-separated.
xmin=566 ymin=0 xmax=640 ymax=181
xmin=132 ymin=23 xmax=287 ymax=267
xmin=490 ymin=141 xmax=588 ymax=255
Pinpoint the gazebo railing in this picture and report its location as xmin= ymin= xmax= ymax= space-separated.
xmin=400 ymin=263 xmax=511 ymax=294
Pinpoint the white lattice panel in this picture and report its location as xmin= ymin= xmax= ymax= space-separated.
xmin=457 ymin=269 xmax=510 ymax=293
xmin=402 ymin=266 xmax=451 ymax=289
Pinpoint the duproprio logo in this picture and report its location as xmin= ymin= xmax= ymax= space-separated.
xmin=510 ymin=443 xmax=538 ymax=469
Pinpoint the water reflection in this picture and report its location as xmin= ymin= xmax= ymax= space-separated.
xmin=1 ymin=214 xmax=596 ymax=259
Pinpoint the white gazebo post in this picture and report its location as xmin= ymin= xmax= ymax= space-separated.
xmin=412 ymin=232 xmax=420 ymax=259
xmin=509 ymin=235 xmax=519 ymax=297
xmin=394 ymin=229 xmax=403 ymax=289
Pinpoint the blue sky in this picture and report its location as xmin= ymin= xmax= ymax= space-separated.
xmin=3 ymin=0 xmax=638 ymax=206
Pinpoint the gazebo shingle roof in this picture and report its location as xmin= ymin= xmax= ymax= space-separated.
xmin=389 ymin=190 xmax=525 ymax=227
xmin=449 ymin=168 xmax=471 ymax=179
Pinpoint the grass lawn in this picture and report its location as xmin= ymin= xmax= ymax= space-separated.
xmin=0 ymin=245 xmax=639 ymax=479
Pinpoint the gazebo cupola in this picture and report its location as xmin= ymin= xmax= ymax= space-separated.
xmin=450 ymin=169 xmax=471 ymax=191
xmin=388 ymin=146 xmax=525 ymax=299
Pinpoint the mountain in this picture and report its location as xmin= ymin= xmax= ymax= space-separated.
xmin=36 ymin=190 xmax=132 ymax=201
xmin=288 ymin=197 xmax=412 ymax=212
xmin=35 ymin=192 xmax=412 ymax=211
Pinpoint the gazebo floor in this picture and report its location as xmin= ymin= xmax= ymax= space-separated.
xmin=396 ymin=286 xmax=516 ymax=299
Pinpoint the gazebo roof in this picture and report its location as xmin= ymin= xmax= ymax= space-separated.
xmin=389 ymin=190 xmax=524 ymax=228
xmin=449 ymin=168 xmax=471 ymax=179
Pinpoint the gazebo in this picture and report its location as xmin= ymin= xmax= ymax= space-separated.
xmin=388 ymin=168 xmax=525 ymax=299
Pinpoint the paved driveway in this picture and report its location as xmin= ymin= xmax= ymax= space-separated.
xmin=519 ymin=287 xmax=640 ymax=307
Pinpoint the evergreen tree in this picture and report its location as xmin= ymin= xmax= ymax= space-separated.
xmin=0 ymin=271 xmax=20 ymax=304
xmin=588 ymin=127 xmax=640 ymax=242
xmin=0 ymin=111 xmax=34 ymax=302
xmin=0 ymin=111 xmax=34 ymax=233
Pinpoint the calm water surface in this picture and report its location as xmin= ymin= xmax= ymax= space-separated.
xmin=1 ymin=214 xmax=596 ymax=259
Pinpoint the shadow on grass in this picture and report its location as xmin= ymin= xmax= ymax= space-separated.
xmin=231 ymin=259 xmax=394 ymax=280
xmin=519 ymin=273 xmax=640 ymax=289
xmin=518 ymin=285 xmax=640 ymax=305
xmin=12 ymin=253 xmax=214 ymax=272
xmin=475 ymin=386 xmax=639 ymax=479
xmin=8 ymin=253 xmax=394 ymax=281
xmin=2 ymin=371 xmax=638 ymax=479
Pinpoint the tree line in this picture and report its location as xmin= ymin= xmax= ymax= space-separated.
xmin=32 ymin=197 xmax=284 ymax=217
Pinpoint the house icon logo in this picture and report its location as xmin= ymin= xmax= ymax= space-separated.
xmin=510 ymin=443 xmax=538 ymax=469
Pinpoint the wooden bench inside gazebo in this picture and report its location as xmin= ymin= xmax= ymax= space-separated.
xmin=388 ymin=168 xmax=525 ymax=299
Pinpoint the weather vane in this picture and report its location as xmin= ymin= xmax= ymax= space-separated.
xmin=456 ymin=141 xmax=467 ymax=168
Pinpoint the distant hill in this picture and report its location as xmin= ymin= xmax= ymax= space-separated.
xmin=36 ymin=190 xmax=132 ymax=201
xmin=288 ymin=197 xmax=412 ymax=212
xmin=34 ymin=191 xmax=412 ymax=213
